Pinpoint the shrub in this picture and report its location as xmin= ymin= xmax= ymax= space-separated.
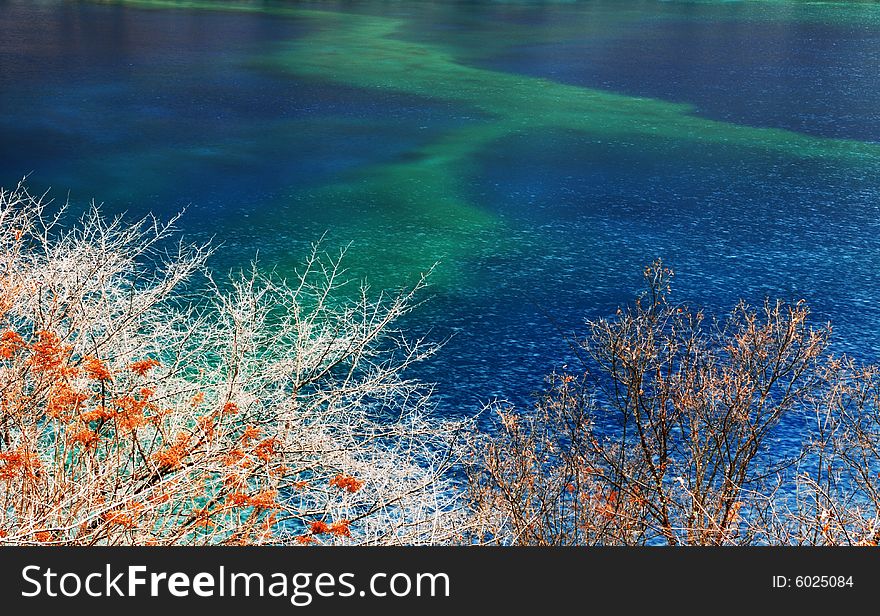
xmin=466 ymin=260 xmax=880 ymax=545
xmin=0 ymin=181 xmax=467 ymax=545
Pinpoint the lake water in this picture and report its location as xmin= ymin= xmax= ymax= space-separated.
xmin=2 ymin=0 xmax=880 ymax=416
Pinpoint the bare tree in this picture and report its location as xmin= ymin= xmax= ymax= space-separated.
xmin=0 ymin=181 xmax=469 ymax=546
xmin=467 ymin=260 xmax=838 ymax=545
xmin=768 ymin=359 xmax=880 ymax=546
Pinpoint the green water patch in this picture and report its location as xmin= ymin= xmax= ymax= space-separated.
xmin=263 ymin=3 xmax=880 ymax=285
xmin=94 ymin=0 xmax=880 ymax=289
xmin=103 ymin=2 xmax=880 ymax=162
xmin=228 ymin=121 xmax=507 ymax=291
xmin=271 ymin=10 xmax=879 ymax=160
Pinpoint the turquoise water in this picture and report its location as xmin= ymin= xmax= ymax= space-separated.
xmin=2 ymin=0 xmax=880 ymax=414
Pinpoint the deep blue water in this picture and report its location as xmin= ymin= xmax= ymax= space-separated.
xmin=2 ymin=0 xmax=880 ymax=421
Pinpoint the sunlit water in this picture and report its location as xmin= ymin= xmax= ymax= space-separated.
xmin=2 ymin=0 xmax=880 ymax=436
